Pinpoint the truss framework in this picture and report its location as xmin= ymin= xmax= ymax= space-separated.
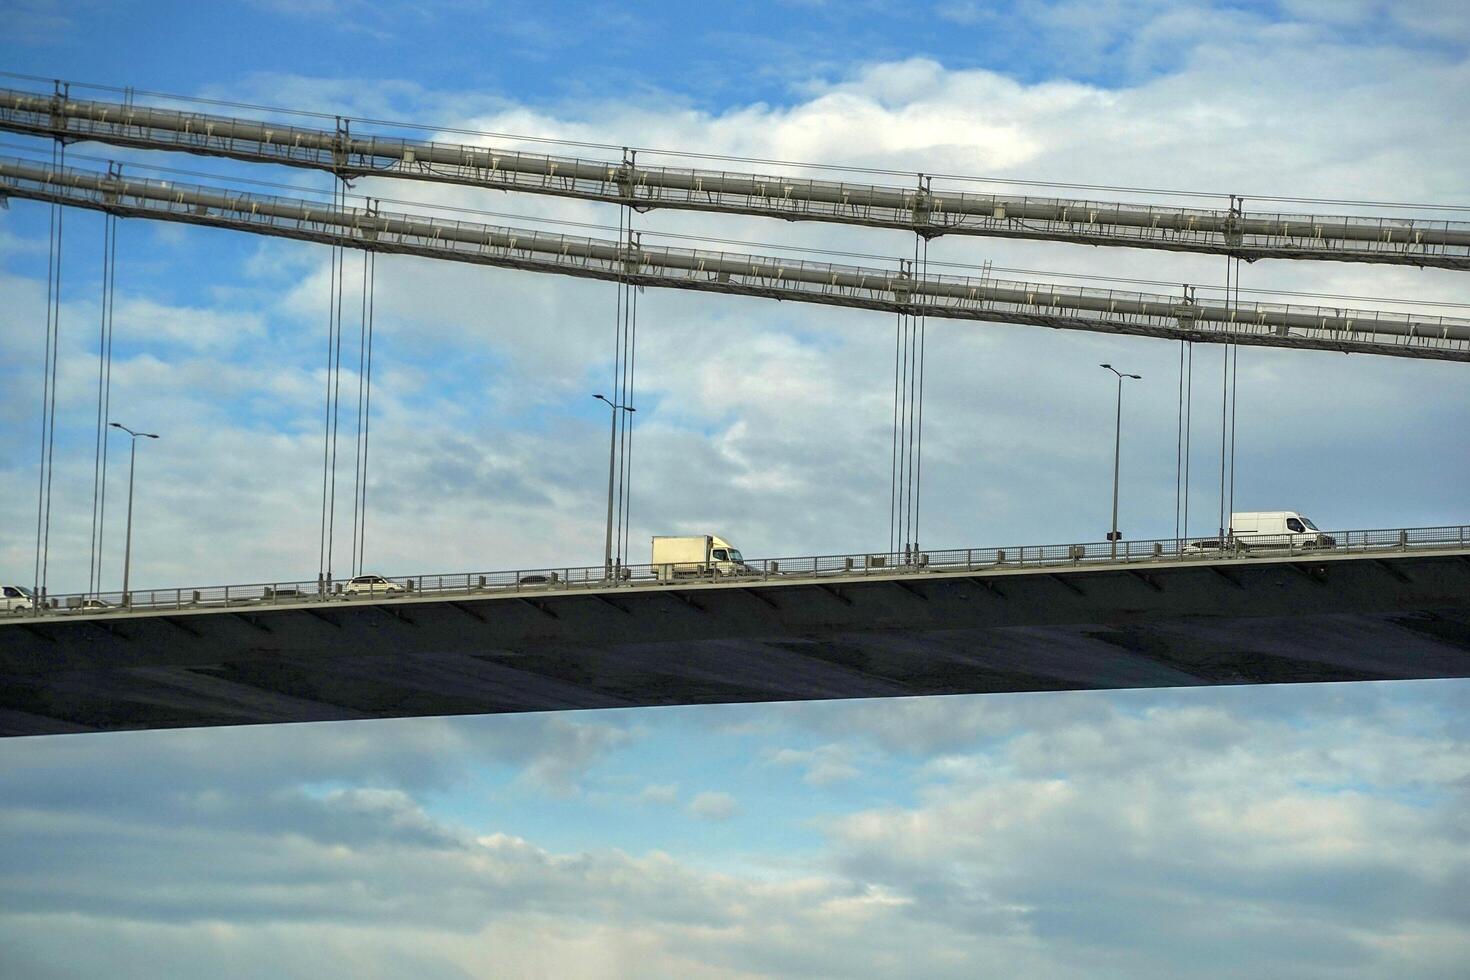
xmin=3 ymin=157 xmax=1466 ymax=361
xmin=4 ymin=87 xmax=1469 ymax=270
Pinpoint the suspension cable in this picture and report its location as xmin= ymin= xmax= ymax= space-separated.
xmin=1228 ymin=257 xmax=1242 ymax=529
xmin=33 ymin=136 xmax=66 ymax=610
xmin=318 ymin=167 xmax=348 ymax=588
xmin=88 ymin=210 xmax=117 ymax=596
xmin=1218 ymin=258 xmax=1233 ymax=540
xmin=888 ymin=305 xmax=903 ymax=558
xmin=894 ymin=275 xmax=913 ymax=559
xmin=350 ymin=243 xmax=371 ymax=576
xmin=325 ymin=176 xmax=348 ymax=585
xmin=95 ymin=203 xmax=118 ymax=596
xmin=605 ymin=201 xmax=628 ymax=577
xmin=619 ymin=264 xmax=639 ymax=569
xmin=912 ymin=233 xmax=929 ymax=556
xmin=1174 ymin=339 xmax=1185 ymax=548
xmin=1182 ymin=340 xmax=1194 ymax=545
xmin=356 ymin=249 xmax=377 ymax=576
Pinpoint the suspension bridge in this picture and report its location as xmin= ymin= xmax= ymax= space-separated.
xmin=1 ymin=77 xmax=1467 ymax=737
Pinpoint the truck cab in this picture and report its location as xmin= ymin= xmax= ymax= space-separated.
xmin=652 ymin=534 xmax=753 ymax=581
xmin=1230 ymin=511 xmax=1336 ymax=550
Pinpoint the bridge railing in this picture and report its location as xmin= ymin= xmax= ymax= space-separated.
xmin=14 ymin=523 xmax=1468 ymax=618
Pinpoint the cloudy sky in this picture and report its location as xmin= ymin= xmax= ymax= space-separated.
xmin=2 ymin=1 xmax=1469 ymax=976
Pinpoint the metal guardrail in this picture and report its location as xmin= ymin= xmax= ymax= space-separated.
xmin=9 ymin=524 xmax=1468 ymax=620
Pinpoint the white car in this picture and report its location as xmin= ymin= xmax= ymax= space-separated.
xmin=343 ymin=574 xmax=404 ymax=597
xmin=2 ymin=584 xmax=36 ymax=614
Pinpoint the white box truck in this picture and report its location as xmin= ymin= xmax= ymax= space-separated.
xmin=1230 ymin=511 xmax=1336 ymax=550
xmin=652 ymin=535 xmax=752 ymax=582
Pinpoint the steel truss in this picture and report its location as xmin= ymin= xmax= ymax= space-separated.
xmin=3 ymin=156 xmax=1467 ymax=361
xmin=3 ymin=87 xmax=1470 ymax=270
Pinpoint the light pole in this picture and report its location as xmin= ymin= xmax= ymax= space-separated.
xmin=109 ymin=422 xmax=159 ymax=604
xmin=1099 ymin=365 xmax=1141 ymax=559
xmin=594 ymin=394 xmax=635 ymax=579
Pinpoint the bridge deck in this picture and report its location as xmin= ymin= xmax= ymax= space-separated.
xmin=3 ymin=549 xmax=1469 ymax=737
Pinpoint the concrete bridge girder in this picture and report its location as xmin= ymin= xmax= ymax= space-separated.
xmin=3 ymin=550 xmax=1469 ymax=737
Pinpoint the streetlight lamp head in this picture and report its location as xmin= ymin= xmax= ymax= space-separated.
xmin=626 ymin=406 xmax=637 ymax=413
xmin=1129 ymin=374 xmax=1142 ymax=380
xmin=109 ymin=421 xmax=123 ymax=429
xmin=145 ymin=433 xmax=160 ymax=439
xmin=1100 ymin=363 xmax=1111 ymax=369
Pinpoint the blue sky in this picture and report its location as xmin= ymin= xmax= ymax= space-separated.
xmin=3 ymin=1 xmax=1470 ymax=976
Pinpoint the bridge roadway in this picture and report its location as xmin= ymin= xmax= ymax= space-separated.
xmin=3 ymin=546 xmax=1469 ymax=737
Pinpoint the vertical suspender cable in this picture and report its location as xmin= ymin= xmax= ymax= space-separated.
xmin=899 ymin=242 xmax=911 ymax=558
xmin=95 ymin=208 xmax=117 ymax=595
xmin=1218 ymin=258 xmax=1232 ymax=541
xmin=88 ymin=212 xmax=117 ymax=597
xmin=350 ymin=245 xmax=370 ymax=577
xmin=318 ymin=172 xmax=349 ymax=587
xmin=619 ymin=268 xmax=639 ymax=569
xmin=317 ymin=181 xmax=333 ymax=583
xmin=912 ymin=235 xmax=928 ymax=555
xmin=1227 ymin=258 xmax=1241 ymax=525
xmin=1174 ymin=339 xmax=1185 ymax=549
xmin=318 ymin=180 xmax=339 ymax=585
xmin=34 ymin=138 xmax=66 ymax=608
xmin=623 ymin=277 xmax=640 ymax=567
xmin=355 ymin=248 xmax=376 ymax=576
xmin=33 ymin=144 xmax=59 ymax=605
xmin=888 ymin=306 xmax=903 ymax=557
xmin=622 ymin=236 xmax=636 ymax=567
xmin=1182 ymin=340 xmax=1194 ymax=545
xmin=325 ymin=181 xmax=347 ymax=584
xmin=895 ymin=289 xmax=912 ymax=558
xmin=606 ymin=205 xmax=627 ymax=574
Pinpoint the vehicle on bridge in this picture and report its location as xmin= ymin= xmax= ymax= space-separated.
xmin=1231 ymin=511 xmax=1336 ymax=550
xmin=2 ymin=585 xmax=35 ymax=614
xmin=653 ymin=535 xmax=753 ymax=582
xmin=343 ymin=574 xmax=405 ymax=597
xmin=1186 ymin=511 xmax=1337 ymax=553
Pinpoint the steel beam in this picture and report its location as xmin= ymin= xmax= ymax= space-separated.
xmin=3 ymin=87 xmax=1469 ymax=269
xmin=3 ymin=157 xmax=1466 ymax=361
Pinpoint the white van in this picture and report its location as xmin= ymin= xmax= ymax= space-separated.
xmin=2 ymin=584 xmax=36 ymax=614
xmin=652 ymin=535 xmax=753 ymax=581
xmin=1230 ymin=511 xmax=1336 ymax=550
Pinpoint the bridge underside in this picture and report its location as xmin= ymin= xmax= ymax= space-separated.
xmin=3 ymin=551 xmax=1469 ymax=737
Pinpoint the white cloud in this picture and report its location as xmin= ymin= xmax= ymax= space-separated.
xmin=768 ymin=743 xmax=862 ymax=785
xmin=688 ymin=791 xmax=740 ymax=821
xmin=641 ymin=783 xmax=680 ymax=805
xmin=2 ymin=685 xmax=1467 ymax=977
